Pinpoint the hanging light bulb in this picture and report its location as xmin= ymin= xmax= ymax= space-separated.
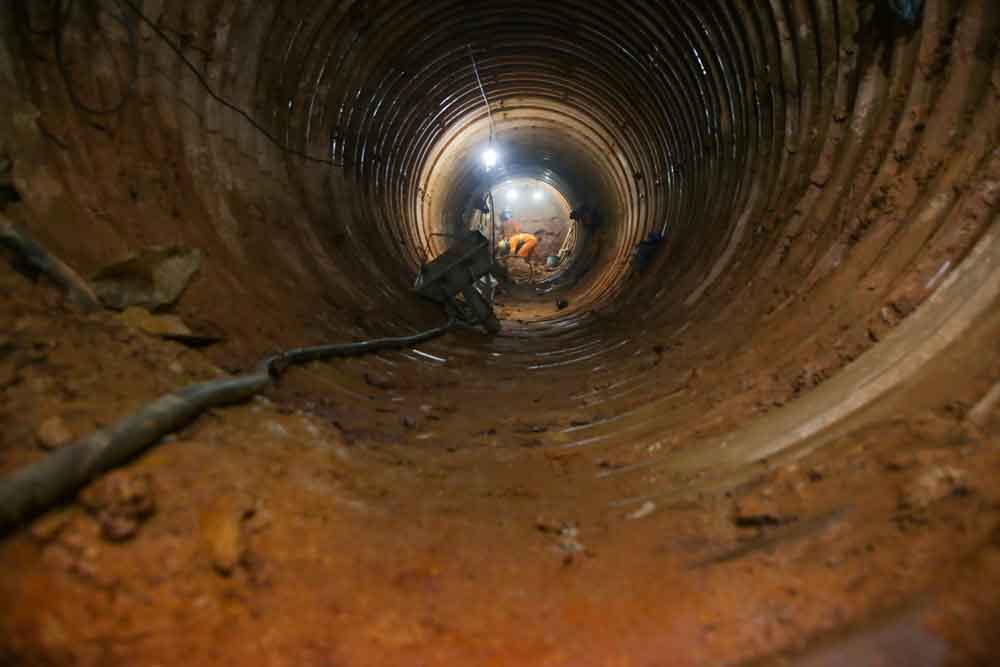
xmin=482 ymin=147 xmax=498 ymax=169
xmin=507 ymin=189 xmax=519 ymax=201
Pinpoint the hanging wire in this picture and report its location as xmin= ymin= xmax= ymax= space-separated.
xmin=17 ymin=0 xmax=343 ymax=167
xmin=466 ymin=46 xmax=497 ymax=264
xmin=467 ymin=45 xmax=494 ymax=144
xmin=116 ymin=0 xmax=342 ymax=166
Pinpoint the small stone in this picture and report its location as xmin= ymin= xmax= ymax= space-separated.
xmin=245 ymin=507 xmax=273 ymax=534
xmin=200 ymin=495 xmax=252 ymax=576
xmin=732 ymin=495 xmax=796 ymax=527
xmin=30 ymin=509 xmax=77 ymax=543
xmin=266 ymin=421 xmax=289 ymax=438
xmin=900 ymin=466 xmax=968 ymax=511
xmin=79 ymin=471 xmax=156 ymax=541
xmin=302 ymin=418 xmax=321 ymax=437
xmin=36 ymin=416 xmax=74 ymax=450
xmin=401 ymin=415 xmax=417 ymax=429
xmin=626 ymin=501 xmax=656 ymax=520
xmin=535 ymin=516 xmax=562 ymax=534
xmin=119 ymin=306 xmax=193 ymax=337
xmin=556 ymin=299 xmax=569 ymax=310
xmin=364 ymin=370 xmax=395 ymax=390
xmin=168 ymin=361 xmax=185 ymax=375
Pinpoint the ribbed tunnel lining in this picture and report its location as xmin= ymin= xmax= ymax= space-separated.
xmin=1 ymin=1 xmax=999 ymax=663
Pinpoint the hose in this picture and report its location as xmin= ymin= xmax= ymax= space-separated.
xmin=0 ymin=315 xmax=454 ymax=536
xmin=0 ymin=214 xmax=102 ymax=311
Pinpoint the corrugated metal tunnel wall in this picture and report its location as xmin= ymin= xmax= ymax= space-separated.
xmin=0 ymin=0 xmax=998 ymax=664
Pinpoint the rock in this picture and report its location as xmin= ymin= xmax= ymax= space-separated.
xmin=119 ymin=306 xmax=193 ymax=337
xmin=900 ymin=466 xmax=968 ymax=511
xmin=626 ymin=501 xmax=657 ymax=520
xmin=90 ymin=245 xmax=202 ymax=311
xmin=266 ymin=421 xmax=289 ymax=438
xmin=401 ymin=415 xmax=417 ymax=429
xmin=245 ymin=507 xmax=273 ymax=534
xmin=364 ymin=370 xmax=395 ymax=390
xmin=35 ymin=416 xmax=74 ymax=450
xmin=29 ymin=508 xmax=77 ymax=543
xmin=732 ymin=495 xmax=796 ymax=528
xmin=535 ymin=517 xmax=588 ymax=555
xmin=79 ymin=471 xmax=156 ymax=541
xmin=200 ymin=495 xmax=252 ymax=575
xmin=512 ymin=421 xmax=548 ymax=434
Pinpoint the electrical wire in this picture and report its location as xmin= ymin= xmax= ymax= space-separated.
xmin=467 ymin=45 xmax=494 ymax=144
xmin=18 ymin=0 xmax=342 ymax=167
xmin=0 ymin=315 xmax=455 ymax=534
xmin=115 ymin=0 xmax=342 ymax=167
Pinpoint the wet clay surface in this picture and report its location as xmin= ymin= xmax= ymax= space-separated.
xmin=2 ymin=260 xmax=999 ymax=666
xmin=1 ymin=0 xmax=999 ymax=664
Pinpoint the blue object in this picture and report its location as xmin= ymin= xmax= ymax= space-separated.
xmin=887 ymin=0 xmax=924 ymax=25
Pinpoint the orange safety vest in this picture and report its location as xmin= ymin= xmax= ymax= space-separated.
xmin=506 ymin=233 xmax=538 ymax=258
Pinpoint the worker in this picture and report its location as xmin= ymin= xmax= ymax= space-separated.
xmin=632 ymin=231 xmax=664 ymax=274
xmin=498 ymin=232 xmax=540 ymax=261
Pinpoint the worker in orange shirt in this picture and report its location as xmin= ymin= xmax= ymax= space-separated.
xmin=498 ymin=232 xmax=546 ymax=280
xmin=498 ymin=232 xmax=540 ymax=260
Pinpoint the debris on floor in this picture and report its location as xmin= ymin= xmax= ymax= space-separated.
xmin=536 ymin=517 xmax=590 ymax=559
xmin=200 ymin=494 xmax=253 ymax=576
xmin=364 ymin=370 xmax=396 ymax=390
xmin=732 ymin=493 xmax=798 ymax=528
xmin=90 ymin=245 xmax=203 ymax=311
xmin=899 ymin=466 xmax=969 ymax=511
xmin=79 ymin=470 xmax=156 ymax=542
xmin=119 ymin=305 xmax=193 ymax=337
xmin=35 ymin=415 xmax=74 ymax=450
xmin=626 ymin=500 xmax=656 ymax=520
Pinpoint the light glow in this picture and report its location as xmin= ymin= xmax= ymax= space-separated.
xmin=506 ymin=189 xmax=519 ymax=201
xmin=532 ymin=190 xmax=544 ymax=201
xmin=481 ymin=147 xmax=498 ymax=168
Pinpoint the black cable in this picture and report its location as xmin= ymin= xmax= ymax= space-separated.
xmin=0 ymin=314 xmax=455 ymax=534
xmin=28 ymin=0 xmax=341 ymax=167
xmin=116 ymin=0 xmax=342 ymax=167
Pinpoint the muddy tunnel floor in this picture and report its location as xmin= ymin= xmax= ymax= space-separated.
xmin=1 ymin=0 xmax=1000 ymax=665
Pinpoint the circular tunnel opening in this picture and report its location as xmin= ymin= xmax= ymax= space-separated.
xmin=492 ymin=176 xmax=573 ymax=282
xmin=0 ymin=1 xmax=998 ymax=665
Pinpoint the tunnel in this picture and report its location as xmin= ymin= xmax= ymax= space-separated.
xmin=0 ymin=0 xmax=999 ymax=664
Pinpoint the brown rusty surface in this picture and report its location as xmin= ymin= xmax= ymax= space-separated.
xmin=1 ymin=0 xmax=999 ymax=664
